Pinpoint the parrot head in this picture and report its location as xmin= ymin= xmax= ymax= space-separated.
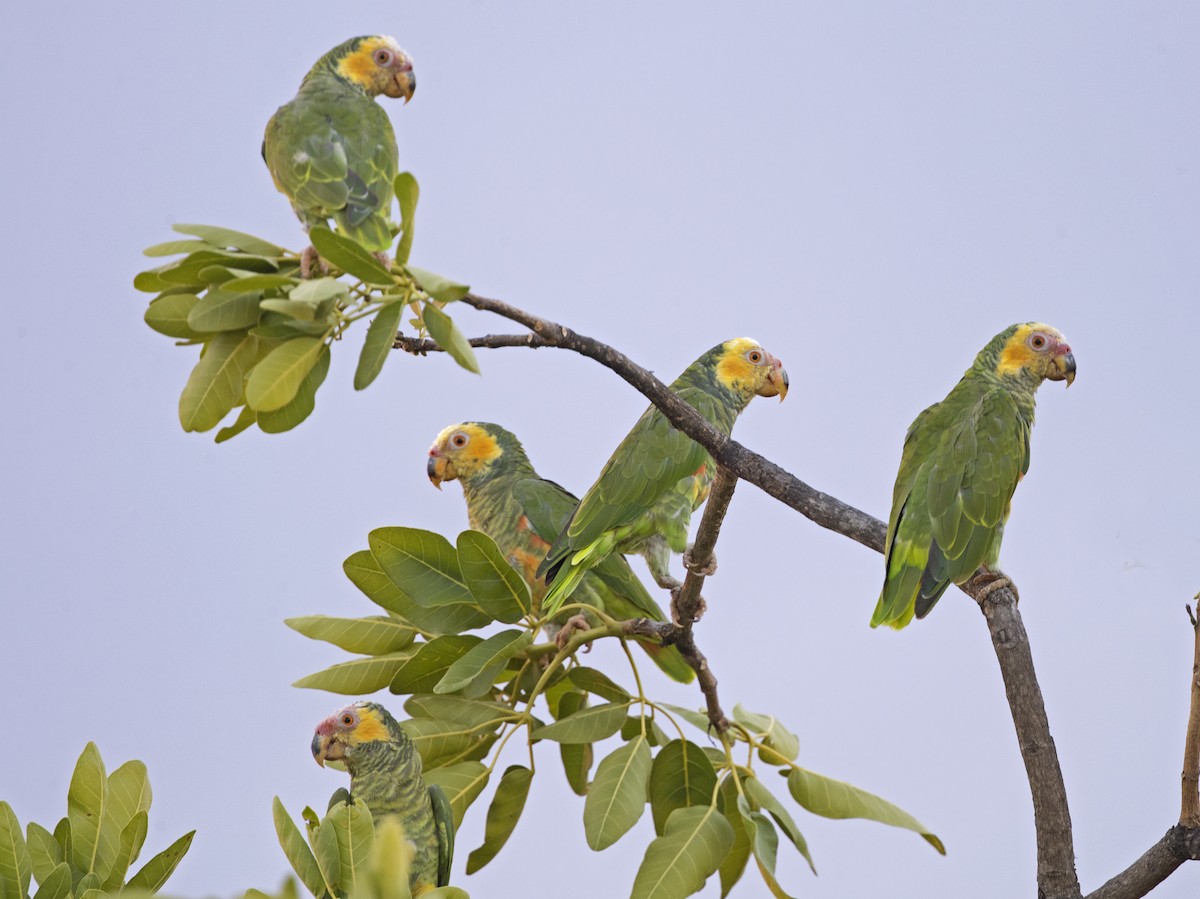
xmin=325 ymin=35 xmax=416 ymax=101
xmin=713 ymin=337 xmax=789 ymax=402
xmin=993 ymin=323 xmax=1076 ymax=387
xmin=427 ymin=422 xmax=514 ymax=489
xmin=312 ymin=701 xmax=406 ymax=769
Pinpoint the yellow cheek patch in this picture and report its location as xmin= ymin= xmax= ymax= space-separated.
xmin=337 ymin=37 xmax=394 ymax=89
xmin=351 ymin=708 xmax=391 ymax=744
xmin=995 ymin=323 xmax=1060 ymax=378
xmin=715 ymin=338 xmax=767 ymax=393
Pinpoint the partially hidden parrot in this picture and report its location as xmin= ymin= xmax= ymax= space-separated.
xmin=427 ymin=421 xmax=694 ymax=682
xmin=871 ymin=322 xmax=1076 ymax=629
xmin=312 ymin=701 xmax=453 ymax=894
xmin=537 ymin=337 xmax=789 ymax=615
xmin=263 ymin=36 xmax=415 ymax=267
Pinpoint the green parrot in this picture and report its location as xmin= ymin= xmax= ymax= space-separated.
xmin=537 ymin=337 xmax=789 ymax=615
xmin=312 ymin=701 xmax=453 ymax=894
xmin=871 ymin=322 xmax=1077 ymax=629
xmin=263 ymin=36 xmax=415 ymax=268
xmin=427 ymin=421 xmax=695 ymax=683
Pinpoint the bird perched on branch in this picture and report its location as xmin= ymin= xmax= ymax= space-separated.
xmin=428 ymin=421 xmax=695 ymax=682
xmin=871 ymin=322 xmax=1076 ymax=629
xmin=537 ymin=337 xmax=789 ymax=615
xmin=263 ymin=36 xmax=415 ymax=274
xmin=312 ymin=701 xmax=453 ymax=894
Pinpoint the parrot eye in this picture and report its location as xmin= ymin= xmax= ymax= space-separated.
xmin=451 ymin=432 xmax=469 ymax=448
xmin=373 ymin=48 xmax=394 ymax=66
xmin=340 ymin=713 xmax=354 ymax=727
xmin=746 ymin=349 xmax=764 ymax=365
xmin=1029 ymin=333 xmax=1049 ymax=351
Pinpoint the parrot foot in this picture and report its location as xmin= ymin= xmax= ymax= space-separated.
xmin=682 ymin=545 xmax=718 ymax=578
xmin=555 ymin=614 xmax=592 ymax=651
xmin=300 ymin=246 xmax=330 ymax=279
xmin=655 ymin=574 xmax=683 ymax=592
xmin=970 ymin=569 xmax=1019 ymax=605
xmin=670 ymin=585 xmax=707 ymax=624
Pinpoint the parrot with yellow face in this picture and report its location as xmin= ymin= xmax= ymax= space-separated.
xmin=537 ymin=337 xmax=789 ymax=615
xmin=427 ymin=421 xmax=694 ymax=682
xmin=871 ymin=322 xmax=1076 ymax=629
xmin=264 ymin=36 xmax=415 ymax=272
xmin=312 ymin=701 xmax=453 ymax=894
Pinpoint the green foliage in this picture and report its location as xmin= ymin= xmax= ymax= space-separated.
xmin=287 ymin=526 xmax=946 ymax=897
xmin=0 ymin=745 xmax=192 ymax=899
xmin=137 ymin=174 xmax=476 ymax=441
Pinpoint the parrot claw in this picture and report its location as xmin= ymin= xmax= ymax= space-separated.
xmin=669 ymin=586 xmax=707 ymax=624
xmin=969 ymin=569 xmax=1019 ymax=605
xmin=682 ymin=545 xmax=717 ymax=578
xmin=555 ymin=614 xmax=592 ymax=651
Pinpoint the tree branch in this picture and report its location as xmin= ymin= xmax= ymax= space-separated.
xmin=393 ymin=332 xmax=550 ymax=353
xmin=1182 ymin=598 xmax=1200 ymax=828
xmin=1085 ymin=825 xmax=1200 ymax=899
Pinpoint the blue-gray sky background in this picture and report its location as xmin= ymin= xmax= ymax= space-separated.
xmin=2 ymin=2 xmax=1197 ymax=896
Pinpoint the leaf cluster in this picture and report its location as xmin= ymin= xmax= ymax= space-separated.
xmin=135 ymin=174 xmax=475 ymax=442
xmin=0 ymin=744 xmax=193 ymax=899
xmin=287 ymin=526 xmax=945 ymax=898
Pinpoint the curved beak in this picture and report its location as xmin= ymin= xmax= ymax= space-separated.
xmin=427 ymin=451 xmax=453 ymax=488
xmin=1048 ymin=346 xmax=1076 ymax=387
xmin=387 ymin=58 xmax=416 ymax=102
xmin=758 ymin=357 xmax=789 ymax=401
xmin=312 ymin=731 xmax=344 ymax=768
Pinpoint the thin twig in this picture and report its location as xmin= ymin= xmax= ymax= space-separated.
xmin=393 ymin=332 xmax=549 ymax=353
xmin=1181 ymin=598 xmax=1200 ymax=827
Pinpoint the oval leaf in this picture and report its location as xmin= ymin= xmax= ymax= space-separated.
xmin=631 ymin=805 xmax=734 ymax=899
xmin=743 ymin=777 xmax=815 ymax=874
xmin=326 ymin=799 xmax=374 ymax=895
xmin=534 ymin=701 xmax=629 ymax=744
xmin=144 ymin=293 xmax=201 ymax=339
xmin=293 ymin=652 xmax=413 ymax=695
xmin=67 ymin=743 xmax=119 ymax=879
xmin=422 ymin=304 xmax=479 ymax=374
xmin=178 ymin=332 xmax=259 ymax=433
xmin=409 ymin=267 xmax=470 ymax=303
xmin=246 ymin=337 xmax=325 ymax=412
xmin=465 ymin=765 xmax=532 ymax=873
xmin=434 ymin=629 xmax=532 ymax=697
xmin=124 ymin=830 xmax=193 ymax=892
xmin=32 ymin=862 xmax=71 ymax=899
xmin=649 ymin=740 xmax=718 ymax=835
xmin=393 ymin=173 xmax=419 ymax=265
xmin=456 ymin=531 xmax=531 ymax=623
xmin=273 ymin=799 xmax=325 ymax=899
xmin=389 ymin=635 xmax=483 ymax=695
xmin=0 ymin=802 xmax=31 ymax=899
xmin=173 ymin=223 xmax=284 ymax=257
xmin=368 ymin=528 xmax=475 ymax=609
xmin=24 ymin=823 xmax=61 ymax=885
xmin=187 ymin=289 xmax=262 ymax=333
xmin=309 ymin=227 xmax=394 ymax=285
xmin=584 ymin=736 xmax=651 ymax=850
xmin=256 ymin=345 xmax=330 ymax=434
xmin=423 ymin=762 xmax=490 ymax=829
xmin=286 ymin=615 xmax=416 ymax=655
xmin=569 ymin=667 xmax=632 ymax=705
xmin=354 ymin=301 xmax=404 ymax=390
xmin=717 ymin=778 xmax=751 ymax=898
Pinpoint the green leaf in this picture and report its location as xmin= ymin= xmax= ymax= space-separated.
xmin=343 ymin=550 xmax=485 ymax=636
xmin=144 ymin=293 xmax=201 ymax=339
xmin=786 ymin=768 xmax=945 ymax=854
xmin=422 ymin=304 xmax=480 ymax=374
xmin=533 ymin=701 xmax=629 ymax=744
xmin=659 ymin=704 xmax=715 ymax=734
xmin=354 ymin=301 xmax=404 ymax=390
xmin=273 ymin=798 xmax=326 ymax=899
xmin=293 ymin=651 xmax=413 ymax=695
xmin=393 ymin=173 xmax=419 ymax=265
xmin=398 ymin=718 xmax=497 ymax=769
xmin=252 ymin=312 xmax=332 ymax=339
xmin=215 ymin=405 xmax=257 ymax=443
xmin=584 ymin=736 xmax=651 ymax=850
xmin=568 ymin=667 xmax=632 ymax=705
xmin=286 ymin=615 xmax=416 ymax=655
xmin=67 ymin=743 xmax=118 ymax=880
xmin=631 ymin=805 xmax=735 ymax=899
xmin=421 ymin=888 xmax=469 ymax=899
xmin=736 ymin=796 xmax=795 ymax=899
xmin=717 ymin=778 xmax=751 ymax=898
xmin=133 ymin=269 xmax=174 ymax=293
xmin=368 ymin=528 xmax=476 ymax=609
xmin=178 ymin=331 xmax=259 ymax=432
xmin=0 ymin=803 xmax=30 ymax=899
xmin=222 ymin=273 xmax=298 ymax=293
xmin=49 ymin=821 xmax=68 ymax=863
xmin=124 ymin=830 xmax=193 ymax=892
xmin=325 ymin=799 xmax=374 ymax=895
xmin=455 ymin=531 xmax=531 ymax=623
xmin=423 ymin=762 xmax=490 ymax=829
xmin=104 ymin=810 xmax=147 ymax=890
xmin=105 ymin=761 xmax=151 ymax=834
xmin=435 ymin=629 xmax=532 ymax=697
xmin=466 ymin=765 xmax=532 ymax=873
xmin=649 ymin=740 xmax=719 ymax=836
xmin=288 ymin=276 xmax=349 ymax=305
xmin=23 ymin=825 xmax=60 ymax=885
xmin=256 ymin=345 xmax=330 ymax=434
xmin=309 ymin=227 xmax=393 ymax=285
xmin=246 ymin=337 xmax=326 ymax=412
xmin=30 ymin=863 xmax=69 ymax=899
xmin=187 ymin=289 xmax=262 ymax=333
xmin=363 ymin=818 xmax=412 ymax=899
xmin=555 ymin=692 xmax=593 ymax=796
xmin=404 ymin=695 xmax=513 ymax=730
xmin=390 ymin=636 xmax=483 ymax=695
xmin=743 ymin=777 xmax=815 ymax=875
xmin=259 ymin=299 xmax=320 ymax=321
xmin=143 ymin=239 xmax=213 ymax=258
xmin=172 ymin=223 xmax=284 ymax=257
xmin=408 ymin=267 xmax=469 ymax=303
xmin=732 ymin=705 xmax=799 ymax=764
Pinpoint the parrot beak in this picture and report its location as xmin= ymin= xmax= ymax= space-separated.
xmin=387 ymin=58 xmax=416 ymax=102
xmin=312 ymin=731 xmax=345 ymax=768
xmin=1048 ymin=345 xmax=1076 ymax=387
xmin=427 ymin=451 xmax=453 ymax=488
xmin=758 ymin=358 xmax=789 ymax=401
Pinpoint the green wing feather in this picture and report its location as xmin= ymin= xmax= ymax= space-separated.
xmin=873 ymin=384 xmax=1030 ymax=628
xmin=428 ymin=783 xmax=455 ymax=888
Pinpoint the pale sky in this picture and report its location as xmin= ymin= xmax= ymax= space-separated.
xmin=2 ymin=3 xmax=1198 ymax=897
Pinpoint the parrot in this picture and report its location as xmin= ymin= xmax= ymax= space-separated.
xmin=427 ymin=421 xmax=695 ymax=683
xmin=263 ymin=36 xmax=415 ymax=273
xmin=537 ymin=337 xmax=789 ymax=615
xmin=312 ymin=701 xmax=453 ymax=894
xmin=871 ymin=322 xmax=1077 ymax=629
